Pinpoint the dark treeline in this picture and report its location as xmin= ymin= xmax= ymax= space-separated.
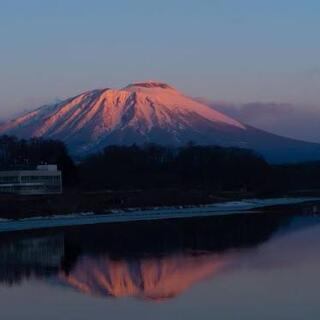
xmin=1 ymin=135 xmax=320 ymax=192
xmin=79 ymin=144 xmax=270 ymax=191
xmin=0 ymin=135 xmax=77 ymax=186
xmin=272 ymin=161 xmax=320 ymax=191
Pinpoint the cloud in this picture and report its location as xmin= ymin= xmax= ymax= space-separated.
xmin=198 ymin=98 xmax=320 ymax=143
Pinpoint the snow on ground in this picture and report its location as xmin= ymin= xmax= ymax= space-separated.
xmin=0 ymin=197 xmax=319 ymax=233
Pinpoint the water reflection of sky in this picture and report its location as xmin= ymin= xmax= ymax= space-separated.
xmin=0 ymin=212 xmax=320 ymax=320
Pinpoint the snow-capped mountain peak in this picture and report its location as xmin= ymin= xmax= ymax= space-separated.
xmin=1 ymin=81 xmax=320 ymax=163
xmin=0 ymin=81 xmax=246 ymax=152
xmin=124 ymin=80 xmax=176 ymax=90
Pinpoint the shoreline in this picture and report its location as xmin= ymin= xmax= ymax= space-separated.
xmin=0 ymin=197 xmax=319 ymax=233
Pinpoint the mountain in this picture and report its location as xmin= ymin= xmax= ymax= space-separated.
xmin=1 ymin=81 xmax=320 ymax=163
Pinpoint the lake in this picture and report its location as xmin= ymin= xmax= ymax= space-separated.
xmin=0 ymin=203 xmax=320 ymax=320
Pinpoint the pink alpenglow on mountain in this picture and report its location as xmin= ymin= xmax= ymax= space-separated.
xmin=1 ymin=81 xmax=320 ymax=163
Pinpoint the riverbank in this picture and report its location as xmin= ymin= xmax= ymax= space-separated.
xmin=0 ymin=189 xmax=260 ymax=219
xmin=0 ymin=197 xmax=319 ymax=233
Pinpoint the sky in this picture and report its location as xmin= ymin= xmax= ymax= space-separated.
xmin=1 ymin=0 xmax=320 ymax=119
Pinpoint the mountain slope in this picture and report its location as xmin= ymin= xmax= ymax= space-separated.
xmin=1 ymin=81 xmax=320 ymax=163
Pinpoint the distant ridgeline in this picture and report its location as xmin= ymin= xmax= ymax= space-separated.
xmin=0 ymin=135 xmax=320 ymax=192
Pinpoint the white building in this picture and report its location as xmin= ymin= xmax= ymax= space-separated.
xmin=0 ymin=165 xmax=62 ymax=195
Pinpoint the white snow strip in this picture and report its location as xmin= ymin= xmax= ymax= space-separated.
xmin=0 ymin=197 xmax=319 ymax=233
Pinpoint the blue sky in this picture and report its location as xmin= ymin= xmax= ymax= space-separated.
xmin=1 ymin=0 xmax=320 ymax=118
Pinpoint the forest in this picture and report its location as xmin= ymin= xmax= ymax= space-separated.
xmin=0 ymin=135 xmax=320 ymax=193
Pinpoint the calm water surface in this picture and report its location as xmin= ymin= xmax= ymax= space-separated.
xmin=1 ymin=204 xmax=320 ymax=320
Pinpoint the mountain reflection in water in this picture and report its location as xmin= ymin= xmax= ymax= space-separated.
xmin=0 ymin=209 xmax=318 ymax=301
xmin=59 ymin=252 xmax=233 ymax=301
